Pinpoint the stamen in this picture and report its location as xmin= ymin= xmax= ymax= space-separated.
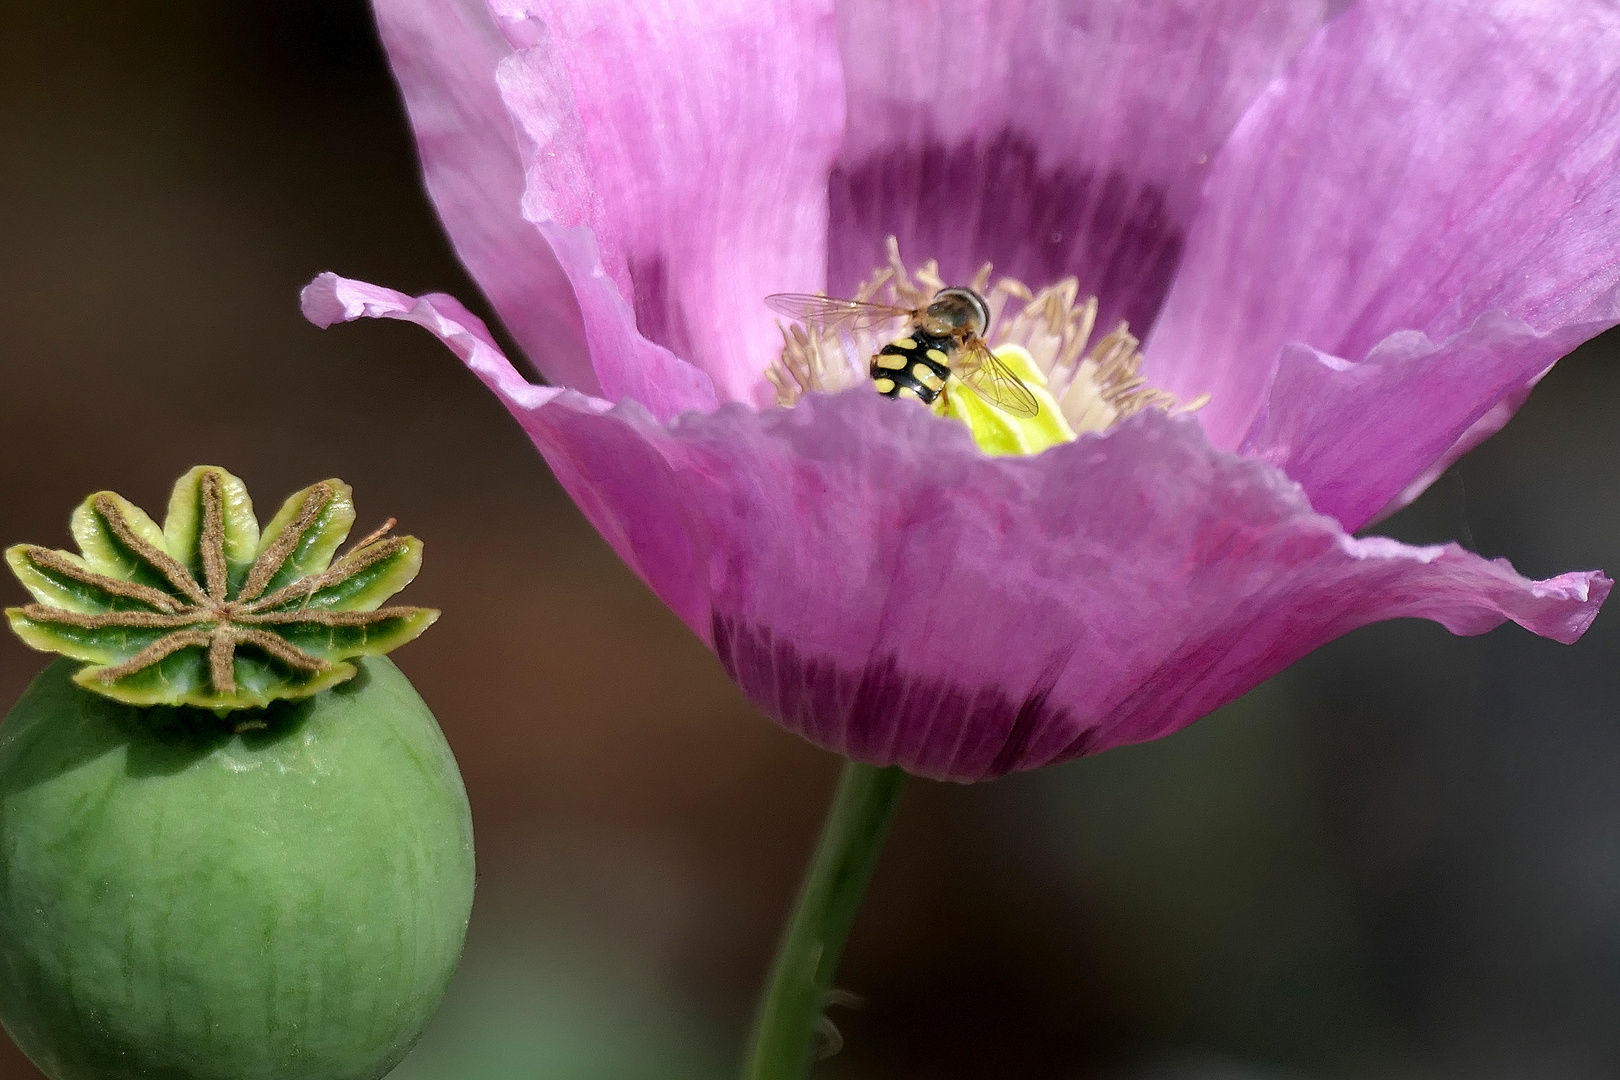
xmin=764 ymin=237 xmax=1194 ymax=440
xmin=765 ymin=268 xmax=896 ymax=406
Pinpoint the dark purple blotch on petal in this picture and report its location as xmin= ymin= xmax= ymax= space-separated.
xmin=827 ymin=130 xmax=1186 ymax=335
xmin=627 ymin=253 xmax=699 ymax=370
xmin=715 ymin=614 xmax=1084 ymax=783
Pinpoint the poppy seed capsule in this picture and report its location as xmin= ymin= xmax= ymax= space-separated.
xmin=0 ymin=468 xmax=474 ymax=1080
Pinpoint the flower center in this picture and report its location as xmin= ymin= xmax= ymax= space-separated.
xmin=766 ymin=238 xmax=1201 ymax=456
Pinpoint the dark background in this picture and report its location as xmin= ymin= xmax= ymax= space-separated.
xmin=3 ymin=4 xmax=1619 ymax=1078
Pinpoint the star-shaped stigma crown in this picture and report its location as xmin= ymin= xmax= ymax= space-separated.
xmin=5 ymin=466 xmax=439 ymax=710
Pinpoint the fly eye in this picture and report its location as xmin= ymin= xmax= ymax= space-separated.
xmin=967 ymin=293 xmax=989 ymax=332
xmin=935 ymin=288 xmax=989 ymax=333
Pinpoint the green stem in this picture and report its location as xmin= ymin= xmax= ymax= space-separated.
xmin=741 ymin=760 xmax=907 ymax=1080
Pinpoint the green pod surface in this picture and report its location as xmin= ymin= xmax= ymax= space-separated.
xmin=0 ymin=656 xmax=475 ymax=1080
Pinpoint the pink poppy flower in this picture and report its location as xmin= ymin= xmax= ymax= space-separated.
xmin=304 ymin=0 xmax=1618 ymax=782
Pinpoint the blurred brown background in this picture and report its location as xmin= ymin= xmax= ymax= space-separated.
xmin=4 ymin=4 xmax=1620 ymax=1078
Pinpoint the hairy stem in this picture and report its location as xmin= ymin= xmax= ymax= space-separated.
xmin=741 ymin=760 xmax=906 ymax=1080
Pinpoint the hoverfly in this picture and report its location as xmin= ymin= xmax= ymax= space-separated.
xmin=765 ymin=287 xmax=1040 ymax=418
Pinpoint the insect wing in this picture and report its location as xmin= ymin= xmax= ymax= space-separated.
xmin=953 ymin=339 xmax=1041 ymax=418
xmin=764 ymin=293 xmax=913 ymax=331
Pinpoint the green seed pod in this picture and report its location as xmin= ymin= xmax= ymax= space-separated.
xmin=0 ymin=468 xmax=474 ymax=1080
